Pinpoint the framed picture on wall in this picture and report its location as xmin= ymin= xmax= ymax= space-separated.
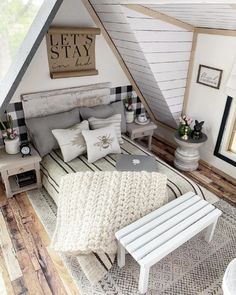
xmin=197 ymin=64 xmax=223 ymax=89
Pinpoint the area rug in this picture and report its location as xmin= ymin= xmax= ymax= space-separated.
xmin=27 ymin=188 xmax=236 ymax=295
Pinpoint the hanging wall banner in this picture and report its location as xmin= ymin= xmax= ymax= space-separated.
xmin=46 ymin=26 xmax=100 ymax=79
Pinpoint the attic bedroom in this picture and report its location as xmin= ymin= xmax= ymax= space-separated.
xmin=0 ymin=0 xmax=235 ymax=294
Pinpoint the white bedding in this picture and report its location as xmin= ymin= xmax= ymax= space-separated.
xmin=51 ymin=171 xmax=167 ymax=255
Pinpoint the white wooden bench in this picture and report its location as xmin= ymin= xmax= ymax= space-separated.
xmin=115 ymin=192 xmax=222 ymax=294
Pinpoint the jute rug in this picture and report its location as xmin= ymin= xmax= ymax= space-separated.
xmin=27 ymin=188 xmax=236 ymax=295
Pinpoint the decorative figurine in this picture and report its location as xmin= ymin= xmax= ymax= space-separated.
xmin=192 ymin=120 xmax=204 ymax=140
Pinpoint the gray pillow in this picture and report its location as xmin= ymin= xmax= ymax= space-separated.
xmin=80 ymin=100 xmax=126 ymax=132
xmin=112 ymin=101 xmax=126 ymax=133
xmin=80 ymin=104 xmax=115 ymax=120
xmin=26 ymin=108 xmax=80 ymax=157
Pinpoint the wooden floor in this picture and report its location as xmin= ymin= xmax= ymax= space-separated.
xmin=151 ymin=136 xmax=236 ymax=205
xmin=0 ymin=185 xmax=80 ymax=295
xmin=0 ymin=137 xmax=235 ymax=295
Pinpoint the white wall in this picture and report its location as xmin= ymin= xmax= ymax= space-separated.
xmin=186 ymin=33 xmax=236 ymax=178
xmin=10 ymin=0 xmax=129 ymax=102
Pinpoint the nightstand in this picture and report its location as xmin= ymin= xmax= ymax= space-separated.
xmin=126 ymin=122 xmax=157 ymax=150
xmin=0 ymin=146 xmax=42 ymax=198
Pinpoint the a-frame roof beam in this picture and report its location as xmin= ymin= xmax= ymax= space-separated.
xmin=195 ymin=27 xmax=236 ymax=36
xmin=0 ymin=0 xmax=63 ymax=117
xmin=123 ymin=4 xmax=194 ymax=32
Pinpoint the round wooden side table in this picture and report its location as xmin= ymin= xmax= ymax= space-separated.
xmin=174 ymin=131 xmax=208 ymax=171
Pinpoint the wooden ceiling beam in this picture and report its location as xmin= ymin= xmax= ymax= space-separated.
xmin=195 ymin=27 xmax=236 ymax=36
xmin=82 ymin=0 xmax=159 ymax=125
xmin=230 ymin=4 xmax=236 ymax=10
xmin=123 ymin=4 xmax=194 ymax=32
xmin=182 ymin=29 xmax=198 ymax=115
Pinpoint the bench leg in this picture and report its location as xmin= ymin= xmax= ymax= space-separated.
xmin=139 ymin=266 xmax=150 ymax=294
xmin=117 ymin=242 xmax=126 ymax=268
xmin=205 ymin=218 xmax=219 ymax=243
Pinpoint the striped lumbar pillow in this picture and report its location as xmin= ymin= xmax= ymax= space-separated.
xmin=88 ymin=114 xmax=124 ymax=144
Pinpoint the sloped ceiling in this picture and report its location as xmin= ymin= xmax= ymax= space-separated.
xmin=90 ymin=1 xmax=236 ymax=128
xmin=91 ymin=1 xmax=194 ymax=128
xmin=145 ymin=4 xmax=236 ymax=30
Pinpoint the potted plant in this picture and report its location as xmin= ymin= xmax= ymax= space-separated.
xmin=124 ymin=96 xmax=134 ymax=123
xmin=0 ymin=113 xmax=20 ymax=154
xmin=178 ymin=115 xmax=193 ymax=140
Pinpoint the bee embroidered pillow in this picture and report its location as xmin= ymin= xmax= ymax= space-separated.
xmin=82 ymin=125 xmax=121 ymax=163
xmin=52 ymin=120 xmax=89 ymax=162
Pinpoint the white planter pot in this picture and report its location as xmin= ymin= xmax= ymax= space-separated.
xmin=126 ymin=111 xmax=134 ymax=123
xmin=4 ymin=137 xmax=20 ymax=154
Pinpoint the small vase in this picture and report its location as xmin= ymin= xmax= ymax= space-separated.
xmin=126 ymin=111 xmax=134 ymax=123
xmin=181 ymin=126 xmax=191 ymax=140
xmin=4 ymin=137 xmax=20 ymax=154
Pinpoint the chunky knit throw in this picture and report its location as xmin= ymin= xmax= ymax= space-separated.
xmin=51 ymin=171 xmax=167 ymax=254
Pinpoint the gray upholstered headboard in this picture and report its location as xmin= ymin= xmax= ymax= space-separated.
xmin=21 ymin=82 xmax=111 ymax=119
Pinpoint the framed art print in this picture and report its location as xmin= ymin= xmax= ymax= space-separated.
xmin=197 ymin=64 xmax=223 ymax=89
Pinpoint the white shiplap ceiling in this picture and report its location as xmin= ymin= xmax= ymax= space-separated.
xmin=91 ymin=1 xmax=194 ymax=127
xmin=90 ymin=1 xmax=236 ymax=128
xmin=144 ymin=4 xmax=236 ymax=30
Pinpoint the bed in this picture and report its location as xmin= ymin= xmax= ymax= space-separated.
xmin=22 ymin=83 xmax=218 ymax=283
xmin=41 ymin=136 xmax=210 ymax=205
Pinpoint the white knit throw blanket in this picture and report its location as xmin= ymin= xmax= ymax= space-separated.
xmin=51 ymin=171 xmax=167 ymax=254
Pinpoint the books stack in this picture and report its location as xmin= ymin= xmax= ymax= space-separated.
xmin=15 ymin=170 xmax=36 ymax=188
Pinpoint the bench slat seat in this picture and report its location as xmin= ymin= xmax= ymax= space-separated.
xmin=122 ymin=195 xmax=203 ymax=249
xmin=115 ymin=192 xmax=222 ymax=294
xmin=116 ymin=191 xmax=196 ymax=240
xmin=129 ymin=201 xmax=214 ymax=259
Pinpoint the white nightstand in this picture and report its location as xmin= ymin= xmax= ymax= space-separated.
xmin=0 ymin=146 xmax=42 ymax=198
xmin=126 ymin=122 xmax=157 ymax=150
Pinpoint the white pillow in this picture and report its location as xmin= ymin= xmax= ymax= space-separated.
xmin=52 ymin=121 xmax=89 ymax=162
xmin=82 ymin=125 xmax=121 ymax=163
xmin=88 ymin=114 xmax=124 ymax=144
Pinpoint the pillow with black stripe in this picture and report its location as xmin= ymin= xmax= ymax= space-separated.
xmin=88 ymin=114 xmax=123 ymax=144
xmin=80 ymin=100 xmax=126 ymax=133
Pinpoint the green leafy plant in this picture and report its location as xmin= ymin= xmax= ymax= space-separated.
xmin=178 ymin=115 xmax=193 ymax=136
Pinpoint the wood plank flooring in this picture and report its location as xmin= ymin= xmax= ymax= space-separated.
xmin=0 ymin=137 xmax=235 ymax=294
xmin=151 ymin=136 xmax=236 ymax=205
xmin=0 ymin=185 xmax=80 ymax=295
